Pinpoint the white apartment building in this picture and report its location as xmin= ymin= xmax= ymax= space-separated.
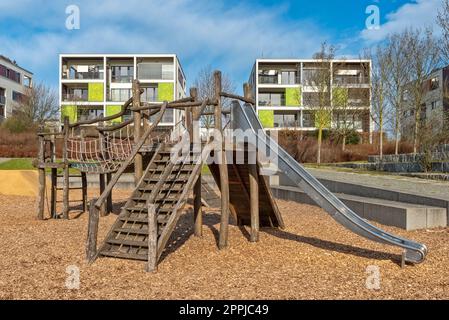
xmin=248 ymin=59 xmax=372 ymax=136
xmin=0 ymin=55 xmax=33 ymax=122
xmin=59 ymin=54 xmax=186 ymax=128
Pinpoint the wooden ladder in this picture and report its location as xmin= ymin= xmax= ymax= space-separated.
xmin=98 ymin=145 xmax=201 ymax=262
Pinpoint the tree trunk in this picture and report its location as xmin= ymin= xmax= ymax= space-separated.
xmin=317 ymin=128 xmax=322 ymax=165
xmin=379 ymin=123 xmax=383 ymax=159
xmin=413 ymin=106 xmax=420 ymax=154
xmin=395 ymin=114 xmax=400 ymax=155
xmin=341 ymin=134 xmax=346 ymax=152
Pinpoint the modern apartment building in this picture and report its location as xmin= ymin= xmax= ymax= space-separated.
xmin=248 ymin=59 xmax=372 ymax=135
xmin=0 ymin=55 xmax=33 ymax=122
xmin=59 ymin=54 xmax=186 ymax=128
xmin=401 ymin=65 xmax=449 ymax=137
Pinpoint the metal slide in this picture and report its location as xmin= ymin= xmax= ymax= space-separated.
xmin=231 ymin=102 xmax=427 ymax=264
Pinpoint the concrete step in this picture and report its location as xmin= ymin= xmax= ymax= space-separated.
xmin=272 ymin=185 xmax=447 ymax=231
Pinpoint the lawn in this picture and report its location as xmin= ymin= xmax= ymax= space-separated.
xmin=0 ymin=158 xmax=34 ymax=170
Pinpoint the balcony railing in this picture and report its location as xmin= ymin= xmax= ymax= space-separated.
xmin=333 ymin=76 xmax=369 ymax=85
xmin=274 ymin=120 xmax=301 ymax=128
xmin=111 ymin=75 xmax=133 ymax=83
xmin=258 ymin=75 xmax=300 ymax=85
xmin=63 ymin=71 xmax=104 ymax=80
xmin=0 ymin=95 xmax=5 ymax=105
xmin=62 ymin=93 xmax=88 ymax=102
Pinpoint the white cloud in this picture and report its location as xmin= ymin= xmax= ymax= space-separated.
xmin=0 ymin=0 xmax=329 ymax=89
xmin=361 ymin=0 xmax=442 ymax=42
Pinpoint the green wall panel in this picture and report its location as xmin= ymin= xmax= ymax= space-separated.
xmin=61 ymin=105 xmax=77 ymax=123
xmin=106 ymin=105 xmax=122 ymax=123
xmin=258 ymin=110 xmax=274 ymax=128
xmin=88 ymin=83 xmax=104 ymax=102
xmin=285 ymin=87 xmax=301 ymax=106
xmin=333 ymin=87 xmax=349 ymax=107
xmin=158 ymin=83 xmax=174 ymax=102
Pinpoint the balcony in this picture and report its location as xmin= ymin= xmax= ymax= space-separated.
xmin=109 ymin=89 xmax=132 ymax=102
xmin=333 ymin=75 xmax=369 ymax=85
xmin=137 ymin=63 xmax=173 ymax=80
xmin=64 ymin=71 xmax=103 ymax=80
xmin=258 ymin=74 xmax=300 ymax=85
xmin=62 ymin=93 xmax=88 ymax=102
xmin=111 ymin=75 xmax=133 ymax=83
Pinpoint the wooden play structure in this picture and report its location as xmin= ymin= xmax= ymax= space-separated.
xmin=36 ymin=71 xmax=284 ymax=271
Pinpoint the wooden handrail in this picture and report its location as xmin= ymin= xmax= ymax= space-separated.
xmin=94 ymin=102 xmax=168 ymax=209
xmin=220 ymin=91 xmax=255 ymax=105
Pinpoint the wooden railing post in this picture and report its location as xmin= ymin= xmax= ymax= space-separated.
xmin=191 ymin=87 xmax=203 ymax=237
xmin=37 ymin=133 xmax=46 ymax=220
xmin=244 ymin=83 xmax=259 ymax=242
xmin=86 ymin=199 xmax=100 ymax=263
xmin=215 ymin=71 xmax=230 ymax=249
xmin=50 ymin=129 xmax=57 ymax=219
xmin=133 ymin=80 xmax=143 ymax=185
xmin=62 ymin=117 xmax=70 ymax=220
xmin=146 ymin=203 xmax=158 ymax=272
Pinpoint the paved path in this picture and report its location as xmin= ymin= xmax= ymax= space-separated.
xmin=0 ymin=158 xmax=11 ymax=164
xmin=307 ymin=167 xmax=449 ymax=200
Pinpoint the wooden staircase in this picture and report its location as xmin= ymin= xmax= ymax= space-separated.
xmin=98 ymin=145 xmax=201 ymax=261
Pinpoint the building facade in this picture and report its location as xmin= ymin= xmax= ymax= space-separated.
xmin=59 ymin=54 xmax=186 ymax=128
xmin=0 ymin=55 xmax=33 ymax=122
xmin=401 ymin=65 xmax=449 ymax=138
xmin=248 ymin=59 xmax=372 ymax=135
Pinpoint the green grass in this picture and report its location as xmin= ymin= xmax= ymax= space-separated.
xmin=0 ymin=158 xmax=34 ymax=170
xmin=0 ymin=158 xmax=79 ymax=175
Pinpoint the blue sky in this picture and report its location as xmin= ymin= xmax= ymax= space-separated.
xmin=0 ymin=0 xmax=442 ymax=93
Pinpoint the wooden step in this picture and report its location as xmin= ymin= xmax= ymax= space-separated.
xmin=119 ymin=214 xmax=170 ymax=224
xmin=100 ymin=250 xmax=147 ymax=261
xmin=106 ymin=238 xmax=148 ymax=248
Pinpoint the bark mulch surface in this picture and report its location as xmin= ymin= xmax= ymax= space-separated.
xmin=0 ymin=189 xmax=448 ymax=299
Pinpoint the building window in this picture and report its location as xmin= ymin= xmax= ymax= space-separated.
xmin=258 ymin=92 xmax=285 ymax=106
xmin=273 ymin=111 xmax=300 ymax=128
xmin=12 ymin=91 xmax=24 ymax=102
xmin=142 ymin=86 xmax=158 ymax=102
xmin=111 ymin=66 xmax=134 ymax=83
xmin=431 ymin=100 xmax=439 ymax=110
xmin=430 ymin=77 xmax=439 ymax=90
xmin=77 ymin=107 xmax=104 ymax=121
xmin=110 ymin=88 xmax=132 ymax=102
xmin=302 ymin=111 xmax=315 ymax=128
xmin=137 ymin=63 xmax=173 ymax=80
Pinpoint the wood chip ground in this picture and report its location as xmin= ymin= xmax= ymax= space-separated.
xmin=0 ymin=189 xmax=448 ymax=299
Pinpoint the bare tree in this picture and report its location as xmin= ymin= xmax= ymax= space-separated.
xmin=305 ymin=42 xmax=336 ymax=164
xmin=438 ymin=0 xmax=449 ymax=63
xmin=13 ymin=82 xmax=59 ymax=126
xmin=192 ymin=65 xmax=235 ymax=130
xmin=384 ymin=31 xmax=412 ymax=155
xmin=370 ymin=45 xmax=392 ymax=159
xmin=405 ymin=28 xmax=440 ymax=153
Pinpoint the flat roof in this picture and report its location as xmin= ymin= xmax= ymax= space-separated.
xmin=256 ymin=58 xmax=371 ymax=63
xmin=0 ymin=55 xmax=33 ymax=75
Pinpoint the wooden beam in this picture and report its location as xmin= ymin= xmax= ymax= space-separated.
xmin=51 ymin=168 xmax=57 ymax=219
xmin=191 ymin=87 xmax=203 ymax=237
xmin=249 ymin=162 xmax=259 ymax=242
xmin=146 ymin=203 xmax=158 ymax=272
xmin=99 ymin=174 xmax=106 ymax=216
xmin=62 ymin=117 xmax=70 ymax=220
xmin=86 ymin=199 xmax=100 ymax=263
xmin=215 ymin=71 xmax=231 ymax=250
xmin=133 ymin=80 xmax=143 ymax=185
xmin=220 ymin=91 xmax=255 ymax=105
xmin=106 ymin=173 xmax=113 ymax=214
xmin=37 ymin=134 xmax=45 ymax=220
xmin=81 ymin=172 xmax=88 ymax=212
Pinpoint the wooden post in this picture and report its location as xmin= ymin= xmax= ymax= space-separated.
xmin=37 ymin=134 xmax=46 ymax=220
xmin=191 ymin=87 xmax=202 ymax=237
xmin=133 ymin=80 xmax=143 ymax=185
xmin=106 ymin=172 xmax=113 ymax=214
xmin=249 ymin=160 xmax=259 ymax=242
xmin=62 ymin=117 xmax=70 ymax=220
xmin=81 ymin=172 xmax=88 ymax=212
xmin=99 ymin=174 xmax=106 ymax=216
xmin=50 ymin=130 xmax=57 ymax=218
xmin=146 ymin=203 xmax=158 ymax=272
xmin=86 ymin=199 xmax=100 ymax=263
xmin=215 ymin=71 xmax=230 ymax=249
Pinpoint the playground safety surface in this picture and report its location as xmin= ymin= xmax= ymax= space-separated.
xmin=0 ymin=189 xmax=448 ymax=299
